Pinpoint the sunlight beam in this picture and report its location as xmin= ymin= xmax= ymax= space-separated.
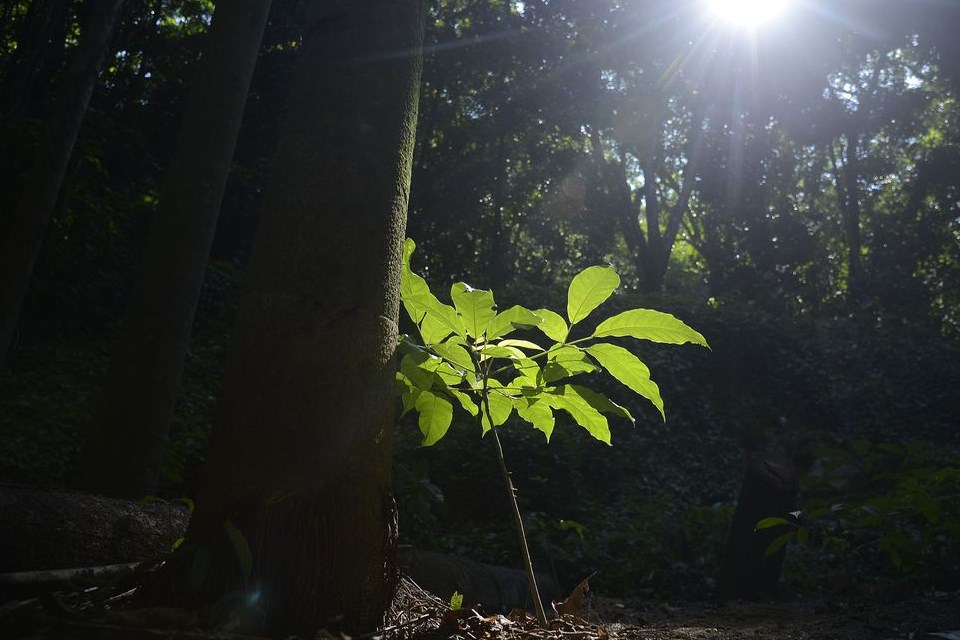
xmin=703 ymin=0 xmax=791 ymax=28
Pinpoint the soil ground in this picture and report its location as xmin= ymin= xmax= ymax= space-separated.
xmin=586 ymin=593 xmax=960 ymax=640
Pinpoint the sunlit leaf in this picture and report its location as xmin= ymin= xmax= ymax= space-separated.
xmin=416 ymin=391 xmax=454 ymax=446
xmin=480 ymin=380 xmax=514 ymax=433
xmin=451 ymin=282 xmax=497 ymax=339
xmin=510 ymin=358 xmax=542 ymax=389
xmin=480 ymin=344 xmax=526 ymax=360
xmin=400 ymin=352 xmax=439 ymax=390
xmin=543 ymin=345 xmax=598 ymax=383
xmin=567 ymin=265 xmax=620 ymax=325
xmin=545 ymin=385 xmax=611 ymax=444
xmin=584 ymin=342 xmax=664 ymax=419
xmin=486 ymin=305 xmax=542 ymax=340
xmin=401 ymin=239 xmax=465 ymax=342
xmin=497 ymin=338 xmax=544 ymax=352
xmin=534 ymin=308 xmax=568 ymax=343
xmin=449 ymin=388 xmax=479 ymax=417
xmin=568 ymin=384 xmax=634 ymax=425
xmin=591 ymin=309 xmax=709 ymax=347
xmin=514 ymin=397 xmax=555 ymax=441
xmin=432 ymin=341 xmax=474 ymax=372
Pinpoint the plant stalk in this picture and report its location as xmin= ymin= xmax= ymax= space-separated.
xmin=482 ymin=391 xmax=548 ymax=625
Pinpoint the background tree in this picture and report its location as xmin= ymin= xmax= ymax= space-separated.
xmin=74 ymin=0 xmax=274 ymax=498
xmin=0 ymin=0 xmax=126 ymax=369
xmin=145 ymin=1 xmax=425 ymax=635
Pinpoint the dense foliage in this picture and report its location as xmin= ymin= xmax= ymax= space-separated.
xmin=1 ymin=0 xmax=958 ymax=601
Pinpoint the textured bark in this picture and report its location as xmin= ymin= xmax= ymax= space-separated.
xmin=75 ymin=0 xmax=273 ymax=499
xmin=0 ymin=0 xmax=126 ymax=370
xmin=146 ymin=1 xmax=424 ymax=635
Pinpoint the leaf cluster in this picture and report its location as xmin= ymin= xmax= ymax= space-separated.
xmin=396 ymin=239 xmax=708 ymax=447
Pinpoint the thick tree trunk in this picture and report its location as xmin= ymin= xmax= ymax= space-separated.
xmin=0 ymin=0 xmax=126 ymax=370
xmin=74 ymin=0 xmax=273 ymax=499
xmin=145 ymin=1 xmax=424 ymax=636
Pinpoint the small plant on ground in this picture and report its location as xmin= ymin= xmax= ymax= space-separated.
xmin=396 ymin=238 xmax=709 ymax=623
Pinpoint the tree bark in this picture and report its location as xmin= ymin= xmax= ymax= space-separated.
xmin=0 ymin=0 xmax=126 ymax=370
xmin=144 ymin=1 xmax=424 ymax=636
xmin=74 ymin=0 xmax=273 ymax=499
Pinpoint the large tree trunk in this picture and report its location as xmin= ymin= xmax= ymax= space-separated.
xmin=74 ymin=0 xmax=273 ymax=499
xmin=0 ymin=0 xmax=126 ymax=370
xmin=145 ymin=1 xmax=424 ymax=636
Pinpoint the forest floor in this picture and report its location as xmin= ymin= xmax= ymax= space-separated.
xmin=0 ymin=576 xmax=958 ymax=639
xmin=393 ymin=578 xmax=960 ymax=640
xmin=583 ymin=594 xmax=960 ymax=640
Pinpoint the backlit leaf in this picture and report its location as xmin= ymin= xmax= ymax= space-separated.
xmin=416 ymin=391 xmax=454 ymax=446
xmin=545 ymin=385 xmax=611 ymax=444
xmin=584 ymin=342 xmax=664 ymax=419
xmin=432 ymin=341 xmax=474 ymax=372
xmin=449 ymin=388 xmax=479 ymax=417
xmin=480 ymin=380 xmax=514 ymax=433
xmin=567 ymin=266 xmax=620 ymax=325
xmin=451 ymin=282 xmax=497 ymax=339
xmin=592 ymin=309 xmax=709 ymax=347
xmin=514 ymin=397 xmax=555 ymax=441
xmin=568 ymin=384 xmax=634 ymax=425
xmin=534 ymin=308 xmax=568 ymax=343
xmin=543 ymin=345 xmax=598 ymax=383
xmin=486 ymin=305 xmax=542 ymax=340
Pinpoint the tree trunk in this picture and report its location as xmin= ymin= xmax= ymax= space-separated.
xmin=74 ymin=0 xmax=273 ymax=499
xmin=0 ymin=0 xmax=126 ymax=370
xmin=716 ymin=455 xmax=800 ymax=600
xmin=144 ymin=1 xmax=424 ymax=636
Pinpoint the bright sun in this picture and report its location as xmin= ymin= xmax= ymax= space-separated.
xmin=704 ymin=0 xmax=791 ymax=28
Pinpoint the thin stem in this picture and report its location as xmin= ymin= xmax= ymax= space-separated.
xmin=480 ymin=383 xmax=548 ymax=625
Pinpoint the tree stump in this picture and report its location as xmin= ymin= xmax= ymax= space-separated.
xmin=716 ymin=455 xmax=799 ymax=600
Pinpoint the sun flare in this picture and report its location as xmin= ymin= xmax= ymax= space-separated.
xmin=704 ymin=0 xmax=791 ymax=28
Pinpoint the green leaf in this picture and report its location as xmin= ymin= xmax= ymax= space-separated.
xmin=567 ymin=265 xmax=620 ymax=325
xmin=514 ymin=397 xmax=555 ymax=441
xmin=591 ymin=309 xmax=709 ymax=347
xmin=543 ymin=345 xmax=598 ymax=383
xmin=435 ymin=361 xmax=465 ymax=385
xmin=449 ymin=388 xmax=479 ymax=417
xmin=401 ymin=239 xmax=465 ymax=342
xmin=480 ymin=344 xmax=526 ymax=360
xmin=755 ymin=516 xmax=795 ymax=531
xmin=497 ymin=338 xmax=544 ymax=352
xmin=510 ymin=358 xmax=542 ymax=389
xmin=764 ymin=531 xmax=795 ymax=557
xmin=418 ymin=296 xmax=467 ymax=343
xmin=545 ymin=385 xmax=611 ymax=444
xmin=584 ymin=343 xmax=664 ymax=419
xmin=534 ymin=308 xmax=568 ymax=343
xmin=450 ymin=592 xmax=463 ymax=611
xmin=223 ymin=519 xmax=252 ymax=583
xmin=416 ymin=391 xmax=454 ymax=446
xmin=451 ymin=282 xmax=497 ymax=339
xmin=400 ymin=352 xmax=439 ymax=390
xmin=396 ymin=371 xmax=420 ymax=416
xmin=432 ymin=341 xmax=474 ymax=372
xmin=486 ymin=305 xmax=542 ymax=341
xmin=480 ymin=380 xmax=514 ymax=433
xmin=568 ymin=384 xmax=634 ymax=425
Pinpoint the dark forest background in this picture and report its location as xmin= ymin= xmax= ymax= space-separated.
xmin=1 ymin=0 xmax=958 ymax=602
